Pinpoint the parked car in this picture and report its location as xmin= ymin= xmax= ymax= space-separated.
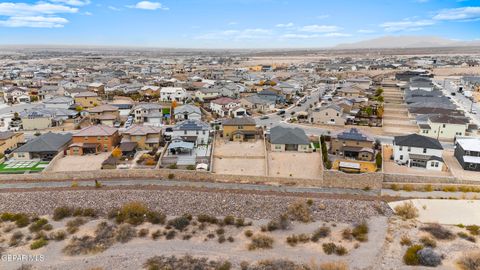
xmin=260 ymin=116 xmax=269 ymax=120
xmin=277 ymin=110 xmax=286 ymax=115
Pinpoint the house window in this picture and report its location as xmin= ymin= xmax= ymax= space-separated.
xmin=238 ymin=125 xmax=244 ymax=130
xmin=399 ymin=146 xmax=403 ymax=151
xmin=84 ymin=136 xmax=88 ymax=141
xmin=103 ymin=144 xmax=108 ymax=151
xmin=202 ymin=130 xmax=206 ymax=135
xmin=196 ymin=131 xmax=199 ymax=135
xmin=423 ymin=148 xmax=427 ymax=154
xmin=97 ymin=136 xmax=101 ymax=141
xmin=407 ymin=147 xmax=411 ymax=152
xmin=400 ymin=155 xmax=403 ymax=160
xmin=184 ymin=130 xmax=187 ymax=135
xmin=275 ymin=145 xmax=281 ymax=149
xmin=442 ymin=124 xmax=446 ymax=128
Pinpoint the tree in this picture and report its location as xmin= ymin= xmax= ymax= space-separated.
xmin=75 ymin=106 xmax=83 ymax=112
xmin=112 ymin=147 xmax=122 ymax=158
xmin=377 ymin=105 xmax=384 ymax=118
xmin=375 ymin=152 xmax=382 ymax=169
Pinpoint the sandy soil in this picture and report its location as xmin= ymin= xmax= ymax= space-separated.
xmin=443 ymin=150 xmax=480 ymax=182
xmin=49 ymin=153 xmax=111 ymax=172
xmin=213 ymin=157 xmax=265 ymax=176
xmin=213 ymin=140 xmax=266 ymax=176
xmin=268 ymin=151 xmax=322 ymax=179
xmin=0 ymin=216 xmax=388 ymax=270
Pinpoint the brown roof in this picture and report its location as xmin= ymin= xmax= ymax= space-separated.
xmin=73 ymin=125 xmax=118 ymax=137
xmin=88 ymin=104 xmax=119 ymax=113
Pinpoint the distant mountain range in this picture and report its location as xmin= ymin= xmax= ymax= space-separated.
xmin=335 ymin=36 xmax=480 ymax=49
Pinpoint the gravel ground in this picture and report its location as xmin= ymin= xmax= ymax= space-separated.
xmin=0 ymin=188 xmax=392 ymax=223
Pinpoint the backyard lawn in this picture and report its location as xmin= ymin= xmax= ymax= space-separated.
xmin=0 ymin=160 xmax=49 ymax=174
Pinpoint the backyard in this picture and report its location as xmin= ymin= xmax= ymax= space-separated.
xmin=0 ymin=160 xmax=49 ymax=174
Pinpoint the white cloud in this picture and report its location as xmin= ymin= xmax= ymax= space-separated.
xmin=84 ymin=11 xmax=92 ymax=16
xmin=108 ymin=6 xmax=121 ymax=11
xmin=357 ymin=29 xmax=375 ymax=34
xmin=0 ymin=2 xmax=78 ymax=28
xmin=380 ymin=19 xmax=435 ymax=32
xmin=433 ymin=7 xmax=480 ymax=21
xmin=129 ymin=1 xmax=169 ymax=10
xmin=196 ymin=28 xmax=272 ymax=40
xmin=316 ymin=14 xmax=330 ymax=19
xmin=0 ymin=2 xmax=78 ymax=16
xmin=281 ymin=32 xmax=351 ymax=39
xmin=275 ymin=22 xmax=294 ymax=28
xmin=299 ymin=24 xmax=341 ymax=33
xmin=0 ymin=16 xmax=68 ymax=28
xmin=49 ymin=0 xmax=91 ymax=6
xmin=323 ymin=32 xmax=351 ymax=37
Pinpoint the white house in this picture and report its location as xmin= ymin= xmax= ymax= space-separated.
xmin=209 ymin=97 xmax=240 ymax=117
xmin=393 ymin=133 xmax=444 ymax=171
xmin=419 ymin=115 xmax=469 ymax=140
xmin=174 ymin=104 xmax=202 ymax=121
xmin=160 ymin=87 xmax=187 ymax=102
xmin=172 ymin=120 xmax=211 ymax=145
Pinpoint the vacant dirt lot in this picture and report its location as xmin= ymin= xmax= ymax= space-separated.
xmin=50 ymin=153 xmax=111 ymax=172
xmin=268 ymin=151 xmax=322 ymax=179
xmin=213 ymin=140 xmax=266 ymax=176
xmin=443 ymin=150 xmax=480 ymax=181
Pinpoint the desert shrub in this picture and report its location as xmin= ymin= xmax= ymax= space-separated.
xmin=144 ymin=255 xmax=231 ymax=270
xmin=151 ymin=230 xmax=161 ymax=240
xmin=311 ymin=226 xmax=331 ymax=242
xmin=466 ymin=225 xmax=480 ymax=236
xmin=53 ymin=206 xmax=74 ymax=221
xmin=197 ymin=214 xmax=218 ymax=224
xmin=417 ymin=247 xmax=442 ymax=267
xmin=244 ymin=230 xmax=253 ymax=238
xmin=1 ymin=212 xmax=16 ymax=221
xmin=390 ymin=184 xmax=399 ymax=191
xmin=402 ymin=184 xmax=414 ymax=192
xmin=165 ymin=230 xmax=176 ymax=240
xmin=442 ymin=186 xmax=457 ymax=192
xmin=319 ymin=261 xmax=348 ymax=270
xmin=223 ymin=215 xmax=235 ymax=225
xmin=423 ymin=184 xmax=434 ymax=192
xmin=248 ymin=234 xmax=274 ymax=250
xmin=394 ymin=202 xmax=418 ymax=220
xmin=335 ymin=245 xmax=348 ymax=256
xmin=227 ymin=236 xmax=234 ymax=242
xmin=116 ymin=224 xmax=136 ymax=243
xmin=207 ymin=233 xmax=215 ymax=239
xmin=12 ymin=213 xmax=30 ymax=228
xmin=49 ymin=230 xmax=66 ymax=241
xmin=167 ymin=173 xmax=175 ymax=179
xmin=266 ymin=214 xmax=291 ymax=232
xmin=67 ymin=217 xmax=86 ymax=228
xmin=168 ymin=216 xmax=190 ymax=231
xmin=286 ymin=234 xmax=310 ymax=247
xmin=286 ymin=200 xmax=312 ymax=223
xmin=352 ymin=222 xmax=369 ymax=242
xmin=30 ymin=238 xmax=48 ymax=250
xmin=458 ymin=232 xmax=476 ymax=242
xmin=235 ymin=217 xmax=249 ymax=227
xmin=168 ymin=163 xmax=177 ymax=169
xmin=79 ymin=208 xmax=97 ymax=218
xmin=400 ymin=235 xmax=412 ymax=246
xmin=115 ymin=202 xmax=149 ymax=225
xmin=28 ymin=218 xmax=49 ymax=233
xmin=342 ymin=228 xmax=353 ymax=240
xmin=323 ymin=243 xmax=337 ymax=255
xmin=66 ymin=225 xmax=79 ymax=234
xmin=9 ymin=231 xmax=23 ymax=247
xmin=146 ymin=211 xmax=166 ymax=225
xmin=420 ymin=236 xmax=437 ymax=248
xmin=63 ymin=222 xmax=116 ymax=256
xmin=216 ymin=228 xmax=225 ymax=235
xmin=421 ymin=223 xmax=455 ymax=240
xmin=138 ymin=228 xmax=149 ymax=237
xmin=457 ymin=252 xmax=480 ymax=270
xmin=218 ymin=235 xmax=226 ymax=243
xmin=403 ymin=244 xmax=423 ymax=265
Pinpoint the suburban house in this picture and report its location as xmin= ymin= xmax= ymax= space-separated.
xmin=19 ymin=107 xmax=78 ymax=131
xmin=270 ymin=126 xmax=311 ymax=152
xmin=173 ymin=104 xmax=201 ymax=121
xmin=12 ymin=132 xmax=72 ymax=161
xmin=87 ymin=104 xmax=120 ymax=126
xmin=222 ymin=117 xmax=257 ymax=141
xmin=139 ymin=86 xmax=160 ymax=98
xmin=330 ymin=128 xmax=375 ymax=161
xmin=160 ymin=87 xmax=187 ymax=102
xmin=132 ymin=103 xmax=166 ymax=126
xmin=194 ymin=87 xmax=221 ymax=101
xmin=172 ymin=120 xmax=211 ymax=145
xmin=418 ymin=115 xmax=469 ymax=140
xmin=309 ymin=104 xmax=345 ymax=125
xmin=454 ymin=138 xmax=480 ymax=171
xmin=393 ymin=133 xmax=444 ymax=171
xmin=68 ymin=125 xmax=120 ymax=155
xmin=336 ymin=84 xmax=365 ymax=98
xmin=0 ymin=131 xmax=24 ymax=155
xmin=240 ymin=95 xmax=276 ymax=112
xmin=210 ymin=97 xmax=240 ymax=117
xmin=3 ymin=87 xmax=30 ymax=104
xmin=229 ymin=106 xmax=247 ymax=118
xmin=74 ymin=91 xmax=101 ymax=109
xmin=121 ymin=125 xmax=162 ymax=150
xmin=44 ymin=96 xmax=74 ymax=109
xmin=409 ymin=77 xmax=435 ymax=91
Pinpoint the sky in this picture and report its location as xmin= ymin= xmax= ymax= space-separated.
xmin=0 ymin=0 xmax=479 ymax=48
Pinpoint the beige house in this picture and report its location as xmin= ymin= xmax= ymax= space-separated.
xmin=87 ymin=104 xmax=120 ymax=126
xmin=74 ymin=91 xmax=101 ymax=109
xmin=270 ymin=126 xmax=311 ymax=152
xmin=419 ymin=115 xmax=470 ymax=140
xmin=336 ymin=84 xmax=365 ymax=98
xmin=121 ymin=125 xmax=162 ymax=150
xmin=330 ymin=128 xmax=375 ymax=161
xmin=0 ymin=131 xmax=24 ymax=155
xmin=309 ymin=104 xmax=345 ymax=125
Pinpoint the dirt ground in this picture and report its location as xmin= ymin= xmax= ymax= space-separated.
xmin=268 ymin=151 xmax=322 ymax=179
xmin=49 ymin=153 xmax=111 ymax=172
xmin=213 ymin=140 xmax=266 ymax=176
xmin=443 ymin=150 xmax=480 ymax=182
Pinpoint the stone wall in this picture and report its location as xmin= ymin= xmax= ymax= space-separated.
xmin=323 ymin=170 xmax=383 ymax=190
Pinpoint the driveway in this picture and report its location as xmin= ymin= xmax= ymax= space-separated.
xmin=443 ymin=149 xmax=480 ymax=181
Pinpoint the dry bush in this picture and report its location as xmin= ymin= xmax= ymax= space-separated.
xmin=49 ymin=230 xmax=66 ymax=241
xmin=254 ymin=260 xmax=300 ymax=270
xmin=319 ymin=261 xmax=348 ymax=270
xmin=248 ymin=234 xmax=274 ymax=250
xmin=400 ymin=235 xmax=412 ymax=246
xmin=287 ymin=200 xmax=312 ymax=223
xmin=144 ymin=255 xmax=231 ymax=270
xmin=196 ymin=214 xmax=218 ymax=224
xmin=66 ymin=217 xmax=86 ymax=228
xmin=420 ymin=236 xmax=437 ymax=248
xmin=458 ymin=232 xmax=476 ymax=242
xmin=115 ymin=202 xmax=149 ymax=225
xmin=63 ymin=222 xmax=116 ymax=256
xmin=341 ymin=228 xmax=353 ymax=240
xmin=168 ymin=216 xmax=190 ymax=231
xmin=28 ymin=218 xmax=50 ymax=233
xmin=286 ymin=233 xmax=310 ymax=247
xmin=421 ymin=223 xmax=455 ymax=240
xmin=311 ymin=226 xmax=331 ymax=242
xmin=352 ymin=222 xmax=369 ymax=242
xmin=146 ymin=211 xmax=166 ymax=225
xmin=138 ymin=228 xmax=149 ymax=237
xmin=394 ymin=202 xmax=418 ymax=220
xmin=116 ymin=224 xmax=136 ymax=243
xmin=322 ymin=243 xmax=337 ymax=255
xmin=266 ymin=214 xmax=291 ymax=231
xmin=9 ymin=231 xmax=23 ymax=247
xmin=457 ymin=251 xmax=480 ymax=270
xmin=244 ymin=230 xmax=253 ymax=238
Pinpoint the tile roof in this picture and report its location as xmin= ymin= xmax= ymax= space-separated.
xmin=394 ymin=133 xmax=443 ymax=150
xmin=73 ymin=125 xmax=118 ymax=137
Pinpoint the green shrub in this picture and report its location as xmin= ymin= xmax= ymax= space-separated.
xmin=335 ymin=245 xmax=348 ymax=256
xmin=322 ymin=243 xmax=337 ymax=255
xmin=244 ymin=230 xmax=253 ymax=238
xmin=186 ymin=165 xmax=195 ymax=170
xmin=168 ymin=164 xmax=177 ymax=169
xmin=403 ymin=245 xmax=423 ymax=265
xmin=223 ymin=215 xmax=235 ymax=225
xmin=53 ymin=206 xmax=74 ymax=221
xmin=168 ymin=216 xmax=190 ymax=231
xmin=30 ymin=238 xmax=48 ymax=250
xmin=421 ymin=223 xmax=455 ymax=240
xmin=116 ymin=224 xmax=136 ymax=243
xmin=1 ymin=212 xmax=15 ymax=221
xmin=352 ymin=222 xmax=369 ymax=242
xmin=14 ymin=213 xmax=30 ymax=228
xmin=29 ymin=218 xmax=49 ymax=233
xmin=287 ymin=200 xmax=312 ymax=223
xmin=146 ymin=211 xmax=166 ymax=225
xmin=167 ymin=173 xmax=175 ymax=179
xmin=115 ymin=202 xmax=149 ymax=225
xmin=458 ymin=232 xmax=476 ymax=242
xmin=197 ymin=214 xmax=218 ymax=224
xmin=311 ymin=226 xmax=331 ymax=242
xmin=466 ymin=225 xmax=480 ymax=236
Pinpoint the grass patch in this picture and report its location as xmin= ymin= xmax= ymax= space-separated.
xmin=394 ymin=202 xmax=418 ymax=220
